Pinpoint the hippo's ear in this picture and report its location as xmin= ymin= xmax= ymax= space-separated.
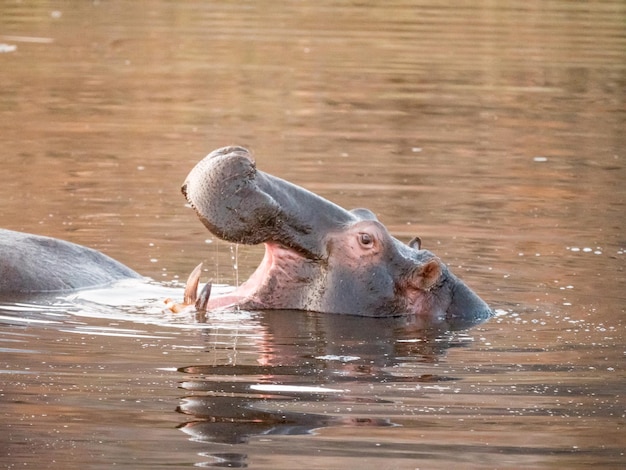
xmin=410 ymin=258 xmax=443 ymax=291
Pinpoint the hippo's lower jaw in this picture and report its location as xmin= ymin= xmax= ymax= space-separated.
xmin=181 ymin=243 xmax=327 ymax=313
xmin=181 ymin=146 xmax=493 ymax=321
xmin=178 ymin=242 xmax=429 ymax=317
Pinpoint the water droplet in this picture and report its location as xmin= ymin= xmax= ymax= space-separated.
xmin=0 ymin=43 xmax=17 ymax=53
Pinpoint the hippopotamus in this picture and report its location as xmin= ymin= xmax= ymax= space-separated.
xmin=179 ymin=146 xmax=491 ymax=321
xmin=0 ymin=146 xmax=492 ymax=322
xmin=0 ymin=228 xmax=141 ymax=295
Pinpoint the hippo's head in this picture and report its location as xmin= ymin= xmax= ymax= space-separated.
xmin=182 ymin=146 xmax=492 ymax=323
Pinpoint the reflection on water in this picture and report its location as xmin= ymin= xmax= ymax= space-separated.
xmin=175 ymin=311 xmax=474 ymax=450
xmin=1 ymin=0 xmax=624 ymax=468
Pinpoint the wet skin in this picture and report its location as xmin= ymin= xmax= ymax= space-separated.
xmin=182 ymin=146 xmax=492 ymax=321
xmin=0 ymin=228 xmax=140 ymax=296
xmin=0 ymin=146 xmax=492 ymax=322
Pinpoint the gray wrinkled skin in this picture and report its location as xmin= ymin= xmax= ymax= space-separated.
xmin=183 ymin=146 xmax=492 ymax=320
xmin=0 ymin=229 xmax=141 ymax=295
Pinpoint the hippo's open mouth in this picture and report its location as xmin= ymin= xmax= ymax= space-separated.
xmin=179 ymin=146 xmax=492 ymax=321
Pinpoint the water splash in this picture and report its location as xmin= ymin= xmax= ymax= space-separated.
xmin=230 ymin=243 xmax=240 ymax=287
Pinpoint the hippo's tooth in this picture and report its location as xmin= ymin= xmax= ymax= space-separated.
xmin=195 ymin=282 xmax=212 ymax=312
xmin=183 ymin=263 xmax=203 ymax=305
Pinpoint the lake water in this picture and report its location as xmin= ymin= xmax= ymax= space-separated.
xmin=0 ymin=1 xmax=624 ymax=469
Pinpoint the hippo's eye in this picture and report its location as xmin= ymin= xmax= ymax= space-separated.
xmin=358 ymin=232 xmax=375 ymax=248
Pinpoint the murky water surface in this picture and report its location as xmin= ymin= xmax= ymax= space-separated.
xmin=1 ymin=1 xmax=624 ymax=468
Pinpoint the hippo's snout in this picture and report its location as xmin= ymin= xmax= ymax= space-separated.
xmin=183 ymin=146 xmax=358 ymax=259
xmin=182 ymin=147 xmax=283 ymax=246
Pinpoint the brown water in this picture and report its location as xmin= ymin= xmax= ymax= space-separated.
xmin=1 ymin=1 xmax=624 ymax=468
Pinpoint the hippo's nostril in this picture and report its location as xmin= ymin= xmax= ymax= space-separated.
xmin=408 ymin=236 xmax=422 ymax=250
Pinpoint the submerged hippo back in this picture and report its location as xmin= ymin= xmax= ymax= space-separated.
xmin=0 ymin=229 xmax=140 ymax=296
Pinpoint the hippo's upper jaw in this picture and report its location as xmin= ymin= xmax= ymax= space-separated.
xmin=182 ymin=146 xmax=492 ymax=321
xmin=181 ymin=146 xmax=355 ymax=260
